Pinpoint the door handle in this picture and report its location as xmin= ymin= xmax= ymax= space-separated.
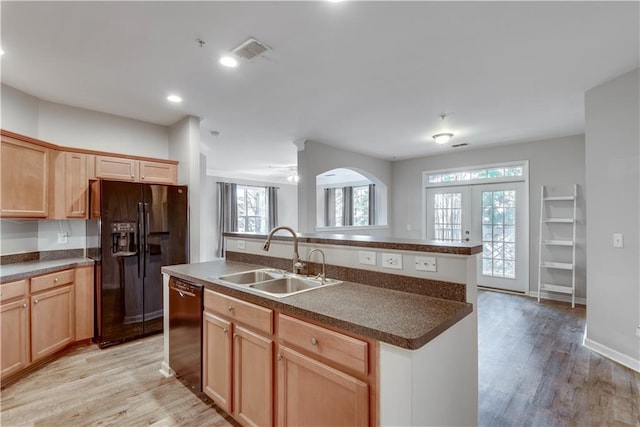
xmin=137 ymin=202 xmax=143 ymax=278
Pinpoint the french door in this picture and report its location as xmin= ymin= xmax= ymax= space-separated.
xmin=426 ymin=182 xmax=528 ymax=293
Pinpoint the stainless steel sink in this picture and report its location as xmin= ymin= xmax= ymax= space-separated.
xmin=216 ymin=268 xmax=341 ymax=297
xmin=217 ymin=269 xmax=285 ymax=285
xmin=249 ymin=276 xmax=341 ymax=297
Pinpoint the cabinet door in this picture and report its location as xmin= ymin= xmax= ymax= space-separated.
xmin=65 ymin=152 xmax=88 ymax=218
xmin=74 ymin=266 xmax=94 ymax=341
xmin=0 ymin=137 xmax=49 ymax=217
xmin=203 ymin=311 xmax=233 ymax=413
xmin=31 ymin=285 xmax=74 ymax=362
xmin=234 ymin=325 xmax=273 ymax=427
xmin=139 ymin=161 xmax=177 ymax=184
xmin=94 ymin=155 xmax=137 ymax=181
xmin=0 ymin=298 xmax=29 ymax=381
xmin=278 ymin=346 xmax=368 ymax=427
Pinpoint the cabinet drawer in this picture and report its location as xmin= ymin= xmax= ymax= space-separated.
xmin=279 ymin=314 xmax=368 ymax=375
xmin=204 ymin=290 xmax=273 ymax=335
xmin=30 ymin=269 xmax=75 ymax=293
xmin=0 ymin=280 xmax=27 ymax=303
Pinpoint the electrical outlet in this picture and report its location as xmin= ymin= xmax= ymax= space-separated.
xmin=613 ymin=233 xmax=624 ymax=248
xmin=381 ymin=253 xmax=403 ymax=270
xmin=415 ymin=256 xmax=437 ymax=272
xmin=57 ymin=232 xmax=68 ymax=244
xmin=358 ymin=251 xmax=376 ymax=266
xmin=237 ymin=240 xmax=246 ymax=250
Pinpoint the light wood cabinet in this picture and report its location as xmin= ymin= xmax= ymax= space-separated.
xmin=0 ymin=279 xmax=29 ymax=382
xmin=94 ymin=155 xmax=138 ymax=181
xmin=50 ymin=151 xmax=88 ymax=219
xmin=0 ymin=136 xmax=49 ymax=218
xmin=139 ymin=161 xmax=177 ymax=184
xmin=203 ymin=311 xmax=233 ymax=413
xmin=30 ymin=284 xmax=75 ymax=362
xmin=203 ymin=289 xmax=274 ymax=426
xmin=277 ymin=345 xmax=369 ymax=427
xmin=74 ymin=265 xmax=94 ymax=341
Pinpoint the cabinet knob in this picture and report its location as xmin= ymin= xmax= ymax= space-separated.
xmin=233 ymin=333 xmax=238 ymax=339
xmin=34 ymin=299 xmax=40 ymax=304
xmin=54 ymin=278 xmax=59 ymax=282
xmin=223 ymin=328 xmax=228 ymax=334
xmin=23 ymin=303 xmax=27 ymax=308
xmin=131 ymin=174 xmax=135 ymax=178
xmin=81 ymin=210 xmax=85 ymax=214
xmin=227 ymin=305 xmax=234 ymax=312
xmin=310 ymin=337 xmax=318 ymax=346
xmin=277 ymin=353 xmax=282 ymax=361
xmin=141 ymin=176 xmax=145 ymax=179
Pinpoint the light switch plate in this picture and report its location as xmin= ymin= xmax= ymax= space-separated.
xmin=237 ymin=240 xmax=246 ymax=250
xmin=57 ymin=232 xmax=68 ymax=244
xmin=415 ymin=256 xmax=437 ymax=272
xmin=381 ymin=253 xmax=403 ymax=270
xmin=358 ymin=251 xmax=376 ymax=266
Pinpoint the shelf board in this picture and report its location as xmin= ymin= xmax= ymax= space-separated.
xmin=542 ymin=240 xmax=574 ymax=246
xmin=540 ymin=283 xmax=573 ymax=294
xmin=544 ymin=218 xmax=574 ymax=223
xmin=541 ymin=261 xmax=574 ymax=270
xmin=544 ymin=196 xmax=576 ymax=201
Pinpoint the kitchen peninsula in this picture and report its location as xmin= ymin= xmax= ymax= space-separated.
xmin=162 ymin=232 xmax=482 ymax=426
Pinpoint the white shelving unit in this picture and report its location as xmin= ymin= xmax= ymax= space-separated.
xmin=537 ymin=184 xmax=577 ymax=307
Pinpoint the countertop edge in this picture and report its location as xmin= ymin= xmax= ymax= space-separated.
xmin=0 ymin=258 xmax=95 ymax=283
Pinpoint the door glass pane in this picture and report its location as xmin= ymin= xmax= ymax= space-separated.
xmin=433 ymin=192 xmax=463 ymax=241
xmin=481 ymin=190 xmax=516 ymax=278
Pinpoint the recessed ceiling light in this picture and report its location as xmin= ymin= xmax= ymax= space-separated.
xmin=433 ymin=133 xmax=454 ymax=144
xmin=220 ymin=56 xmax=238 ymax=68
xmin=327 ymin=0 xmax=344 ymax=3
xmin=167 ymin=95 xmax=182 ymax=103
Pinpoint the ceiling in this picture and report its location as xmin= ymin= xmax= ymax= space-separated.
xmin=2 ymin=1 xmax=638 ymax=183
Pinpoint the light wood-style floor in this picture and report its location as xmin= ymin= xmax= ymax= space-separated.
xmin=1 ymin=290 xmax=639 ymax=426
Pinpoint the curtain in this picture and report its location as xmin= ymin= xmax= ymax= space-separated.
xmin=342 ymin=186 xmax=353 ymax=226
xmin=215 ymin=182 xmax=237 ymax=258
xmin=368 ymin=183 xmax=376 ymax=225
xmin=266 ymin=186 xmax=278 ymax=230
xmin=324 ymin=188 xmax=335 ymax=226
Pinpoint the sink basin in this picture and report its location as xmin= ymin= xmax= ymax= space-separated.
xmin=218 ymin=269 xmax=285 ymax=285
xmin=217 ymin=268 xmax=341 ymax=297
xmin=249 ymin=276 xmax=341 ymax=297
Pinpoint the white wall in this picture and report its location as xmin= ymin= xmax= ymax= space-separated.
xmin=584 ymin=68 xmax=640 ymax=371
xmin=0 ymin=220 xmax=38 ymax=255
xmin=391 ymin=135 xmax=586 ymax=300
xmin=0 ymin=84 xmax=39 ymax=136
xmin=297 ymin=140 xmax=392 ymax=236
xmin=169 ymin=116 xmax=202 ymax=262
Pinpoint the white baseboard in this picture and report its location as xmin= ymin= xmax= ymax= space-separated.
xmin=583 ymin=328 xmax=640 ymax=372
xmin=529 ymin=290 xmax=586 ymax=306
xmin=159 ymin=360 xmax=175 ymax=378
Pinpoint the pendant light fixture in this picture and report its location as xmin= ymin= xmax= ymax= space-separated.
xmin=433 ymin=114 xmax=454 ymax=144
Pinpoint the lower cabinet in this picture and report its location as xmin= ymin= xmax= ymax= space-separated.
xmin=203 ymin=290 xmax=274 ymax=426
xmin=277 ymin=345 xmax=369 ymax=427
xmin=31 ymin=284 xmax=75 ymax=362
xmin=0 ymin=297 xmax=29 ymax=379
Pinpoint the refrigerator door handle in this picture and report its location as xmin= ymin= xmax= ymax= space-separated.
xmin=137 ymin=202 xmax=144 ymax=278
xmin=144 ymin=202 xmax=150 ymax=278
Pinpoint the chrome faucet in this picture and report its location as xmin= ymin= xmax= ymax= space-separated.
xmin=306 ymin=248 xmax=326 ymax=283
xmin=262 ymin=226 xmax=304 ymax=274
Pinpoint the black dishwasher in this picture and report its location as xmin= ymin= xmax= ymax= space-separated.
xmin=168 ymin=277 xmax=203 ymax=393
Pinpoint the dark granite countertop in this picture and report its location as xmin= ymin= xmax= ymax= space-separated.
xmin=0 ymin=257 xmax=95 ymax=283
xmin=163 ymin=259 xmax=472 ymax=350
xmin=224 ymin=231 xmax=482 ymax=255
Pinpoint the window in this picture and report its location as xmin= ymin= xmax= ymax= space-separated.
xmin=326 ymin=185 xmax=374 ymax=227
xmin=481 ymin=190 xmax=516 ymax=278
xmin=427 ymin=165 xmax=524 ymax=186
xmin=236 ymin=185 xmax=267 ymax=233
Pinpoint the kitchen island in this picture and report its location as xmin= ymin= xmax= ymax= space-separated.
xmin=162 ymin=234 xmax=481 ymax=426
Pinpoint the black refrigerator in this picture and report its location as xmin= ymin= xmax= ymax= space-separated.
xmin=87 ymin=180 xmax=188 ymax=348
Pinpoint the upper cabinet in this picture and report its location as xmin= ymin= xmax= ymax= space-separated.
xmin=49 ymin=151 xmax=88 ymax=219
xmin=94 ymin=156 xmax=177 ymax=185
xmin=0 ymin=135 xmax=49 ymax=218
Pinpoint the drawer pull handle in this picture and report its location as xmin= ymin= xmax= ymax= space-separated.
xmin=227 ymin=305 xmax=234 ymax=312
xmin=54 ymin=278 xmax=59 ymax=282
xmin=310 ymin=337 xmax=318 ymax=346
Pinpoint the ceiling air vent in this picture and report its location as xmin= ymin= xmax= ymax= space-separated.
xmin=452 ymin=143 xmax=469 ymax=148
xmin=231 ymin=37 xmax=270 ymax=60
